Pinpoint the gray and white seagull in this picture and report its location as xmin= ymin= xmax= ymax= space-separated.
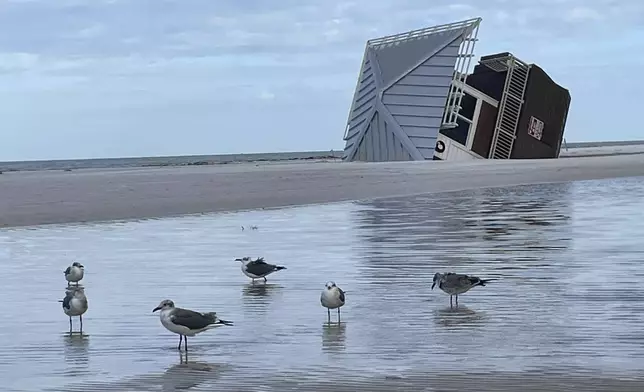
xmin=64 ymin=261 xmax=85 ymax=286
xmin=235 ymin=257 xmax=286 ymax=283
xmin=432 ymin=272 xmax=495 ymax=308
xmin=152 ymin=299 xmax=233 ymax=351
xmin=321 ymin=281 xmax=346 ymax=323
xmin=59 ymin=286 xmax=88 ymax=333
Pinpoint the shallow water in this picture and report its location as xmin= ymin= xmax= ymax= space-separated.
xmin=3 ymin=177 xmax=644 ymax=391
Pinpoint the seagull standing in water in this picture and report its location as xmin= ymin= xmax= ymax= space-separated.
xmin=235 ymin=257 xmax=286 ymax=283
xmin=152 ymin=299 xmax=233 ymax=351
xmin=59 ymin=286 xmax=88 ymax=333
xmin=432 ymin=272 xmax=495 ymax=308
xmin=64 ymin=262 xmax=85 ymax=286
xmin=321 ymin=281 xmax=346 ymax=323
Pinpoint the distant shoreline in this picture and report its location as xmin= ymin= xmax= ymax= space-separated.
xmin=0 ymin=150 xmax=344 ymax=174
xmin=2 ymin=140 xmax=644 ymax=174
xmin=1 ymin=154 xmax=644 ymax=228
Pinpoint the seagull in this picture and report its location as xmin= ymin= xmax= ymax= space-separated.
xmin=235 ymin=257 xmax=286 ymax=283
xmin=432 ymin=272 xmax=495 ymax=308
xmin=59 ymin=286 xmax=88 ymax=333
xmin=321 ymin=281 xmax=346 ymax=323
xmin=152 ymin=299 xmax=233 ymax=351
xmin=64 ymin=262 xmax=85 ymax=286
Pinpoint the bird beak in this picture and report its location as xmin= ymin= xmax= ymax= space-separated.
xmin=152 ymin=306 xmax=161 ymax=312
xmin=79 ymin=264 xmax=85 ymax=268
xmin=431 ymin=282 xmax=436 ymax=290
xmin=235 ymin=258 xmax=241 ymax=262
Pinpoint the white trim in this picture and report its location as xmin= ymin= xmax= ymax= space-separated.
xmin=451 ymin=139 xmax=484 ymax=159
xmin=434 ymin=133 xmax=484 ymax=161
xmin=457 ymin=113 xmax=473 ymax=124
xmin=453 ymin=81 xmax=499 ymax=108
xmin=368 ymin=17 xmax=481 ymax=47
xmin=441 ymin=22 xmax=481 ymax=128
xmin=466 ymin=99 xmax=483 ymax=150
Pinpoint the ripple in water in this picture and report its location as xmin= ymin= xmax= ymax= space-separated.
xmin=2 ymin=177 xmax=644 ymax=391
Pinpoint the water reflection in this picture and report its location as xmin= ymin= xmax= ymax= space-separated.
xmin=62 ymin=333 xmax=90 ymax=369
xmin=56 ymin=353 xmax=228 ymax=392
xmin=241 ymin=283 xmax=283 ymax=316
xmin=161 ymin=353 xmax=225 ymax=391
xmin=321 ymin=322 xmax=346 ymax=353
xmin=242 ymin=283 xmax=281 ymax=298
xmin=434 ymin=306 xmax=484 ymax=329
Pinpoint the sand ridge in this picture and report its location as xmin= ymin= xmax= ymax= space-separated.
xmin=1 ymin=154 xmax=644 ymax=228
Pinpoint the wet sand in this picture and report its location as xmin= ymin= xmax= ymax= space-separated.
xmin=68 ymin=368 xmax=644 ymax=392
xmin=1 ymin=154 xmax=644 ymax=228
xmin=5 ymin=178 xmax=644 ymax=391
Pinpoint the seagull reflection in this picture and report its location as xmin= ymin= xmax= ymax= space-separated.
xmin=434 ymin=306 xmax=484 ymax=328
xmin=62 ymin=333 xmax=90 ymax=368
xmin=57 ymin=354 xmax=228 ymax=391
xmin=242 ymin=283 xmax=282 ymax=298
xmin=321 ymin=322 xmax=346 ymax=353
xmin=161 ymin=353 xmax=225 ymax=392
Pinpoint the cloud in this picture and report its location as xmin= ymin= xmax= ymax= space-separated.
xmin=258 ymin=90 xmax=276 ymax=100
xmin=0 ymin=0 xmax=643 ymax=160
xmin=565 ymin=6 xmax=603 ymax=22
xmin=64 ymin=23 xmax=106 ymax=39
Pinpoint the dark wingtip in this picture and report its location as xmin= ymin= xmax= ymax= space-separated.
xmin=479 ymin=278 xmax=497 ymax=286
xmin=276 ymin=266 xmax=287 ymax=270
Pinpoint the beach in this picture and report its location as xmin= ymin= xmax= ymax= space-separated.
xmin=1 ymin=153 xmax=644 ymax=228
xmin=3 ymin=154 xmax=644 ymax=391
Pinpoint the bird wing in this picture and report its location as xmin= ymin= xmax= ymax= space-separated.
xmin=171 ymin=308 xmax=216 ymax=330
xmin=61 ymin=293 xmax=72 ymax=309
xmin=449 ymin=274 xmax=482 ymax=287
xmin=64 ymin=266 xmax=71 ymax=275
xmin=337 ymin=288 xmax=346 ymax=303
xmin=245 ymin=259 xmax=277 ymax=276
xmin=441 ymin=273 xmax=473 ymax=288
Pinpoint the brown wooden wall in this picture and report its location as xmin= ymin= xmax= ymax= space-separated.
xmin=466 ymin=64 xmax=507 ymax=101
xmin=471 ymin=101 xmax=498 ymax=157
xmin=511 ymin=65 xmax=571 ymax=159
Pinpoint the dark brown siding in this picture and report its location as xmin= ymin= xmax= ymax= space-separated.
xmin=511 ymin=65 xmax=572 ymax=159
xmin=471 ymin=101 xmax=498 ymax=157
xmin=466 ymin=64 xmax=507 ymax=101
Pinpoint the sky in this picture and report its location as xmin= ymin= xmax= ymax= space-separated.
xmin=0 ymin=0 xmax=643 ymax=161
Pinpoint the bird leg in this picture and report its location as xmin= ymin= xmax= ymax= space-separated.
xmin=455 ymin=295 xmax=459 ymax=307
xmin=69 ymin=317 xmax=73 ymax=334
xmin=79 ymin=315 xmax=83 ymax=333
xmin=263 ymin=277 xmax=267 ymax=283
xmin=450 ymin=295 xmax=453 ymax=308
xmin=337 ymin=308 xmax=341 ymax=323
xmin=177 ymin=335 xmax=182 ymax=350
xmin=327 ymin=308 xmax=331 ymax=323
xmin=251 ymin=278 xmax=255 ymax=284
xmin=184 ymin=336 xmax=188 ymax=352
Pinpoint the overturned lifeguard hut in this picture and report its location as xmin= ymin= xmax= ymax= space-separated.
xmin=341 ymin=17 xmax=571 ymax=162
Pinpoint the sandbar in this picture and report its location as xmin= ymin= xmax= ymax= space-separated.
xmin=1 ymin=154 xmax=644 ymax=228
